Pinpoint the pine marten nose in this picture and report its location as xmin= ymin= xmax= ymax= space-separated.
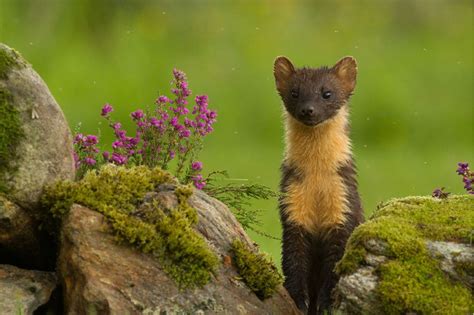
xmin=301 ymin=107 xmax=314 ymax=116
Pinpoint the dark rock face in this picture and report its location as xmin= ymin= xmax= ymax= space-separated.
xmin=0 ymin=264 xmax=56 ymax=315
xmin=0 ymin=43 xmax=75 ymax=210
xmin=0 ymin=195 xmax=54 ymax=270
xmin=59 ymin=201 xmax=300 ymax=315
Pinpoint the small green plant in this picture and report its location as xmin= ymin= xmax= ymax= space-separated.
xmin=230 ymin=239 xmax=282 ymax=299
xmin=204 ymin=170 xmax=279 ymax=239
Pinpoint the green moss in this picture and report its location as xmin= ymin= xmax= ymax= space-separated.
xmin=41 ymin=165 xmax=219 ymax=288
xmin=336 ymin=195 xmax=474 ymax=314
xmin=378 ymin=259 xmax=472 ymax=314
xmin=0 ymin=45 xmax=26 ymax=79
xmin=0 ymin=89 xmax=24 ymax=193
xmin=335 ymin=246 xmax=366 ymax=275
xmin=230 ymin=239 xmax=282 ymax=299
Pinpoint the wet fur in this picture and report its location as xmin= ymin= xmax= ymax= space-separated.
xmin=275 ymin=57 xmax=363 ymax=314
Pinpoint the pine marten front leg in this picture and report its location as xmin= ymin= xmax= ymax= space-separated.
xmin=279 ymin=163 xmax=310 ymax=311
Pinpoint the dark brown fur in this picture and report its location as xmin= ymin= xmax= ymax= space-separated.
xmin=275 ymin=56 xmax=364 ymax=314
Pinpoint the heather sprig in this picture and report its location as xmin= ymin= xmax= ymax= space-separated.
xmin=73 ymin=133 xmax=104 ymax=179
xmin=73 ymin=68 xmax=217 ymax=190
xmin=456 ymin=162 xmax=473 ymax=195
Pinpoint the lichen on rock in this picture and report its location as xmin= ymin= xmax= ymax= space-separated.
xmin=230 ymin=239 xmax=283 ymax=300
xmin=335 ymin=195 xmax=474 ymax=315
xmin=41 ymin=165 xmax=219 ymax=288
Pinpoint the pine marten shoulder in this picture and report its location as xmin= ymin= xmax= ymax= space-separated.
xmin=274 ymin=56 xmax=363 ymax=314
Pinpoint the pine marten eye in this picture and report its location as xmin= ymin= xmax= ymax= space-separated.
xmin=291 ymin=89 xmax=299 ymax=98
xmin=322 ymin=91 xmax=332 ymax=99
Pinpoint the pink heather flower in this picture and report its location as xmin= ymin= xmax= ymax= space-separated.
xmin=180 ymin=129 xmax=191 ymax=138
xmin=102 ymin=151 xmax=110 ymax=160
xmin=101 ymin=103 xmax=113 ymax=117
xmin=84 ymin=157 xmax=96 ymax=166
xmin=129 ymin=136 xmax=140 ymax=146
xmin=150 ymin=117 xmax=160 ymax=127
xmin=161 ymin=112 xmax=169 ymax=120
xmin=85 ymin=135 xmax=98 ymax=145
xmin=192 ymin=174 xmax=206 ymax=190
xmin=112 ymin=141 xmax=124 ymax=149
xmin=195 ymin=95 xmax=208 ymax=107
xmin=194 ymin=181 xmax=206 ymax=190
xmin=169 ymin=151 xmax=175 ymax=159
xmin=456 ymin=162 xmax=469 ymax=175
xmin=74 ymin=133 xmax=86 ymax=144
xmin=115 ymin=129 xmax=126 ymax=140
xmin=173 ymin=68 xmax=186 ymax=81
xmin=113 ymin=122 xmax=122 ymax=130
xmin=191 ymin=161 xmax=203 ymax=171
xmin=131 ymin=110 xmax=144 ymax=120
xmin=111 ymin=153 xmax=127 ymax=165
xmin=156 ymin=95 xmax=170 ymax=104
xmin=170 ymin=117 xmax=179 ymax=127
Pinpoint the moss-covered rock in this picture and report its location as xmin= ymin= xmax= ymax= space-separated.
xmin=230 ymin=239 xmax=283 ymax=300
xmin=334 ymin=195 xmax=474 ymax=315
xmin=42 ymin=164 xmax=219 ymax=288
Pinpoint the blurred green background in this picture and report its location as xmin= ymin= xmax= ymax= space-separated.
xmin=1 ymin=0 xmax=472 ymax=265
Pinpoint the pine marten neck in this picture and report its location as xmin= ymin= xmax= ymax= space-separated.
xmin=275 ymin=56 xmax=358 ymax=233
xmin=284 ymin=106 xmax=351 ymax=171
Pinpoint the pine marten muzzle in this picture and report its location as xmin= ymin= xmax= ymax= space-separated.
xmin=274 ymin=56 xmax=364 ymax=314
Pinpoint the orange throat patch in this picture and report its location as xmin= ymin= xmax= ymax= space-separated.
xmin=282 ymin=106 xmax=352 ymax=233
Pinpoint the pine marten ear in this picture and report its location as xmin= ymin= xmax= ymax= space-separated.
xmin=274 ymin=56 xmax=296 ymax=94
xmin=332 ymin=56 xmax=357 ymax=93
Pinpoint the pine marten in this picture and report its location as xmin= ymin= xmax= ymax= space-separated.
xmin=274 ymin=56 xmax=364 ymax=314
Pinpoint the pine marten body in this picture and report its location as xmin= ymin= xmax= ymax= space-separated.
xmin=274 ymin=56 xmax=364 ymax=314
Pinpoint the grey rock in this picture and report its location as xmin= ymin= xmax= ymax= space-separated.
xmin=0 ymin=43 xmax=75 ymax=210
xmin=334 ymin=266 xmax=379 ymax=315
xmin=0 ymin=264 xmax=56 ymax=315
xmin=364 ymin=253 xmax=387 ymax=267
xmin=426 ymin=241 xmax=473 ymax=288
xmin=363 ymin=239 xmax=389 ymax=256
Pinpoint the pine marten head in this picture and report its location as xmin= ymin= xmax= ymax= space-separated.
xmin=274 ymin=56 xmax=357 ymax=127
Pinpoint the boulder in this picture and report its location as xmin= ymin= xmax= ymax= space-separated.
xmin=0 ymin=264 xmax=56 ymax=315
xmin=58 ymin=188 xmax=299 ymax=314
xmin=334 ymin=195 xmax=474 ymax=315
xmin=0 ymin=43 xmax=75 ymax=210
